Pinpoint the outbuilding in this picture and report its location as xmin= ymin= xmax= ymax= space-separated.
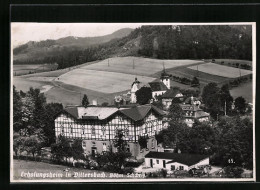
xmin=144 ymin=152 xmax=209 ymax=171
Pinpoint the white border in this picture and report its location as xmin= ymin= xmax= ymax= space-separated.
xmin=10 ymin=22 xmax=256 ymax=183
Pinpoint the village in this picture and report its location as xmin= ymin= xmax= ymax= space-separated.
xmin=13 ymin=65 xmax=253 ymax=179
xmin=12 ymin=24 xmax=254 ymax=180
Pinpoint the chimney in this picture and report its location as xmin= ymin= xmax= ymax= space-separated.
xmin=92 ymin=99 xmax=97 ymax=106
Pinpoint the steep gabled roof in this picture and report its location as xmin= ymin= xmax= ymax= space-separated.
xmin=161 ymin=88 xmax=183 ymax=99
xmin=145 ymin=152 xmax=209 ymax=166
xmin=148 ymin=81 xmax=168 ymax=92
xmin=119 ymin=104 xmax=165 ymax=121
xmin=64 ymin=106 xmax=118 ymax=120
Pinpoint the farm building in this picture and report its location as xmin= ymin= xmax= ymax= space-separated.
xmin=144 ymin=152 xmax=209 ymax=171
xmin=161 ymin=88 xmax=184 ymax=109
xmin=54 ymin=104 xmax=166 ymax=159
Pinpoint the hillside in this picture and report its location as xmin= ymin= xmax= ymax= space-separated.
xmin=13 ymin=25 xmax=252 ymax=69
xmin=13 ymin=28 xmax=134 ymax=62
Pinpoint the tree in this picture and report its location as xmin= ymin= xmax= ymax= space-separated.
xmin=13 ymin=86 xmax=23 ymax=132
xmin=42 ymin=103 xmax=63 ymax=146
xmin=113 ymin=129 xmax=128 ymax=152
xmin=135 ymin=86 xmax=152 ymax=105
xmin=213 ymin=117 xmax=253 ymax=169
xmin=71 ymin=139 xmax=85 ymax=161
xmin=202 ymin=83 xmax=222 ymax=119
xmin=168 ymin=103 xmax=184 ymax=121
xmin=234 ymin=96 xmax=246 ymax=114
xmin=191 ymin=76 xmax=200 ymax=86
xmin=138 ymin=136 xmax=148 ymax=149
xmin=219 ymin=84 xmax=233 ymax=115
xmin=82 ymin=94 xmax=89 ymax=107
xmin=224 ymin=166 xmax=244 ymax=178
xmin=51 ymin=135 xmax=72 ymax=163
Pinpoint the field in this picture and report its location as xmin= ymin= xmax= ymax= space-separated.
xmin=205 ymin=59 xmax=252 ymax=66
xmin=56 ymin=69 xmax=156 ymax=93
xmin=13 ymin=57 xmax=253 ymax=106
xmin=188 ymin=63 xmax=252 ymax=78
xmin=83 ymin=56 xmax=203 ymax=76
xmin=13 ymin=63 xmax=58 ymax=76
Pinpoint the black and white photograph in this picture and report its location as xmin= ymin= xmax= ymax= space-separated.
xmin=10 ymin=22 xmax=256 ymax=182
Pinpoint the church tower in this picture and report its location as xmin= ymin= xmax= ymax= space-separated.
xmin=160 ymin=71 xmax=170 ymax=89
xmin=130 ymin=77 xmax=140 ymax=103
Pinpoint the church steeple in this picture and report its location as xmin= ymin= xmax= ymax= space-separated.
xmin=130 ymin=77 xmax=140 ymax=103
xmin=160 ymin=70 xmax=170 ymax=89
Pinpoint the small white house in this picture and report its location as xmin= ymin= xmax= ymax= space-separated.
xmin=144 ymin=152 xmax=209 ymax=171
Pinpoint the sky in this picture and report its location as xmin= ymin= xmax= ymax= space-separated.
xmin=11 ymin=23 xmax=142 ymax=47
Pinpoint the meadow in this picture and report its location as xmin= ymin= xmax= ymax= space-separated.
xmin=13 ymin=63 xmax=58 ymax=76
xmin=82 ymin=56 xmax=203 ymax=76
xmin=12 ymin=57 xmax=253 ymax=106
xmin=188 ymin=63 xmax=252 ymax=78
xmin=56 ymin=69 xmax=156 ymax=93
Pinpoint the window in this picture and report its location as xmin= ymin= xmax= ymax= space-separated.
xmin=124 ymin=126 xmax=129 ymax=136
xmin=126 ymin=144 xmax=130 ymax=152
xmin=82 ymin=141 xmax=86 ymax=148
xmin=102 ymin=143 xmax=107 ymax=151
xmin=151 ymin=139 xmax=155 ymax=148
xmin=81 ymin=126 xmax=85 ymax=135
xmin=61 ymin=125 xmax=64 ymax=134
xmin=179 ymin=166 xmax=184 ymax=170
xmin=156 ymin=160 xmax=159 ymax=164
xmin=101 ymin=126 xmax=106 ymax=136
xmin=171 ymin=165 xmax=175 ymax=171
xmin=70 ymin=125 xmax=73 ymax=134
xmin=91 ymin=126 xmax=95 ymax=135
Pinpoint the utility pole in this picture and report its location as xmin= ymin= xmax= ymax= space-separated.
xmin=163 ymin=62 xmax=165 ymax=73
xmin=224 ymin=100 xmax=227 ymax=116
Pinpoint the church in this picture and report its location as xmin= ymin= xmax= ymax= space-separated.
xmin=54 ymin=104 xmax=166 ymax=159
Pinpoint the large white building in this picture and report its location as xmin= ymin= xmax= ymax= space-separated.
xmin=54 ymin=104 xmax=166 ymax=159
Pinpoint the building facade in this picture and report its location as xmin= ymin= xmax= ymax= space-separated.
xmin=180 ymin=104 xmax=210 ymax=127
xmin=144 ymin=152 xmax=209 ymax=171
xmin=54 ymin=104 xmax=166 ymax=159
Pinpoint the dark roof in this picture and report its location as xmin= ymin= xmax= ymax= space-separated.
xmin=148 ymin=82 xmax=168 ymax=92
xmin=195 ymin=110 xmax=210 ymax=118
xmin=145 ymin=152 xmax=209 ymax=166
xmin=61 ymin=104 xmax=165 ymax=122
xmin=120 ymin=104 xmax=165 ymax=121
xmin=64 ymin=107 xmax=79 ymax=118
xmin=161 ymin=88 xmax=183 ymax=99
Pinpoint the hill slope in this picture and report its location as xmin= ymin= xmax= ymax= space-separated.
xmin=13 ymin=28 xmax=134 ymax=62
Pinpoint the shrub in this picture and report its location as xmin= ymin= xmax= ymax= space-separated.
xmin=160 ymin=169 xmax=168 ymax=178
xmin=223 ymin=166 xmax=244 ymax=178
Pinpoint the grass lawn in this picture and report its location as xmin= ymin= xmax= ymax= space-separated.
xmin=13 ymin=64 xmax=58 ymax=76
xmin=12 ymin=159 xmax=119 ymax=180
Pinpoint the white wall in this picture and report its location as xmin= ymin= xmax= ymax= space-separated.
xmin=166 ymin=162 xmax=189 ymax=171
xmin=145 ymin=157 xmax=210 ymax=171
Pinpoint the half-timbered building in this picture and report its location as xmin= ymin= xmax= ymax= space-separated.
xmin=54 ymin=104 xmax=166 ymax=159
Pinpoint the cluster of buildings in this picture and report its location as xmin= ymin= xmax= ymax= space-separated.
xmin=54 ymin=70 xmax=210 ymax=170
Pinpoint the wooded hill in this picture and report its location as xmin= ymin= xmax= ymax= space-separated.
xmin=13 ymin=25 xmax=252 ymax=70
